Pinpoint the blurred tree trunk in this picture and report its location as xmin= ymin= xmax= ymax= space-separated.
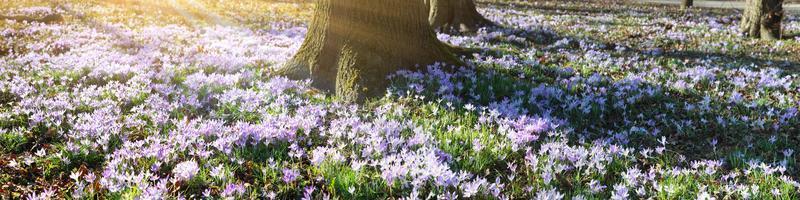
xmin=0 ymin=14 xmax=63 ymax=24
xmin=279 ymin=0 xmax=459 ymax=102
xmin=740 ymin=0 xmax=784 ymax=40
xmin=681 ymin=0 xmax=693 ymax=9
xmin=426 ymin=0 xmax=495 ymax=33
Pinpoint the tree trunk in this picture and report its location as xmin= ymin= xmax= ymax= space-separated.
xmin=681 ymin=0 xmax=693 ymax=9
xmin=426 ymin=0 xmax=495 ymax=33
xmin=279 ymin=0 xmax=459 ymax=102
xmin=0 ymin=14 xmax=63 ymax=24
xmin=740 ymin=0 xmax=784 ymax=40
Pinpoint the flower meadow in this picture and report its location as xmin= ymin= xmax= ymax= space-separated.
xmin=1 ymin=0 xmax=799 ymax=199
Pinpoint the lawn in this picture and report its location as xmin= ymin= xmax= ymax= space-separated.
xmin=1 ymin=0 xmax=799 ymax=199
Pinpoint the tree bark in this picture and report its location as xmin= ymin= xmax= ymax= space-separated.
xmin=681 ymin=0 xmax=693 ymax=9
xmin=426 ymin=0 xmax=495 ymax=33
xmin=279 ymin=0 xmax=459 ymax=102
xmin=740 ymin=0 xmax=784 ymax=40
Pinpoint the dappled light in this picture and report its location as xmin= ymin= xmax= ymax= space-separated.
xmin=1 ymin=0 xmax=799 ymax=199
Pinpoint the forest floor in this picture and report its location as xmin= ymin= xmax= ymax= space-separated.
xmin=1 ymin=0 xmax=799 ymax=199
xmin=639 ymin=0 xmax=800 ymax=14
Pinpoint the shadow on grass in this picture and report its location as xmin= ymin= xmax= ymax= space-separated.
xmin=394 ymin=58 xmax=800 ymax=176
xmin=479 ymin=0 xmax=739 ymax=18
xmin=422 ymin=6 xmax=800 ymax=175
xmin=636 ymin=49 xmax=800 ymax=72
xmin=476 ymin=1 xmax=800 ymax=73
xmin=481 ymin=1 xmax=650 ymax=15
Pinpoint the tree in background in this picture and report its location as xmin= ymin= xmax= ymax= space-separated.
xmin=0 ymin=14 xmax=63 ymax=24
xmin=682 ymin=0 xmax=693 ymax=9
xmin=426 ymin=0 xmax=495 ymax=33
xmin=741 ymin=0 xmax=784 ymax=40
xmin=279 ymin=0 xmax=459 ymax=102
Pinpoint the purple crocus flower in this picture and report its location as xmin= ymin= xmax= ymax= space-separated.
xmin=282 ymin=168 xmax=300 ymax=183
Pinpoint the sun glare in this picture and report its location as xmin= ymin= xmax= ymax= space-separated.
xmin=1 ymin=0 xmax=799 ymax=199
